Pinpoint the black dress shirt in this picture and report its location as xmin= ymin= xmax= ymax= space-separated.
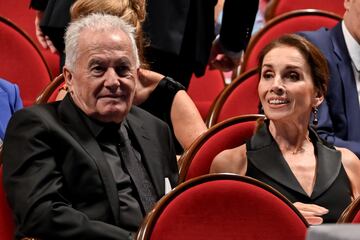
xmin=78 ymin=110 xmax=145 ymax=232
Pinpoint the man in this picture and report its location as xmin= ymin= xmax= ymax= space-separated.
xmin=299 ymin=0 xmax=360 ymax=157
xmin=2 ymin=13 xmax=178 ymax=239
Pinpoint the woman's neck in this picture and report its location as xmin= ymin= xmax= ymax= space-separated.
xmin=268 ymin=120 xmax=311 ymax=155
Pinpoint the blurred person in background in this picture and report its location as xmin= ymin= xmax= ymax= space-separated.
xmin=299 ymin=0 xmax=360 ymax=158
xmin=0 ymin=77 xmax=22 ymax=141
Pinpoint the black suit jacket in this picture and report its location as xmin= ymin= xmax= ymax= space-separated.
xmin=2 ymin=95 xmax=178 ymax=239
xmin=300 ymin=22 xmax=360 ymax=157
xmin=143 ymin=0 xmax=259 ymax=76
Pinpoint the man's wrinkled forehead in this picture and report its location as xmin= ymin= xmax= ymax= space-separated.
xmin=77 ymin=28 xmax=136 ymax=63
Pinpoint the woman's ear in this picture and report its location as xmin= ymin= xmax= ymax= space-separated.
xmin=313 ymin=89 xmax=324 ymax=107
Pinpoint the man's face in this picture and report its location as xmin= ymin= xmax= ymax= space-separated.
xmin=64 ymin=28 xmax=138 ymax=123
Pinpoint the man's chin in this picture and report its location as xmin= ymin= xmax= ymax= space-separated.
xmin=100 ymin=108 xmax=130 ymax=122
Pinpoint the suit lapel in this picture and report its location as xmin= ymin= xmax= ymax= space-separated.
xmin=125 ymin=109 xmax=164 ymax=198
xmin=58 ymin=95 xmax=121 ymax=225
xmin=331 ymin=24 xmax=360 ymax=140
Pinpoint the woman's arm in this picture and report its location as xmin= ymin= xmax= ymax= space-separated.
xmin=170 ymin=91 xmax=207 ymax=150
xmin=210 ymin=144 xmax=247 ymax=174
xmin=134 ymin=69 xmax=207 ymax=150
xmin=338 ymin=147 xmax=360 ymax=199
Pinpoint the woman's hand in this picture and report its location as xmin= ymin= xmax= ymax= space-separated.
xmin=133 ymin=68 xmax=164 ymax=105
xmin=293 ymin=202 xmax=329 ymax=225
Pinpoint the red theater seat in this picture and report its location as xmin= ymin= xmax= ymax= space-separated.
xmin=178 ymin=114 xmax=264 ymax=182
xmin=0 ymin=0 xmax=60 ymax=77
xmin=36 ymin=74 xmax=65 ymax=104
xmin=0 ymin=16 xmax=52 ymax=106
xmin=187 ymin=67 xmax=225 ymax=120
xmin=338 ymin=197 xmax=360 ymax=223
xmin=0 ymin=164 xmax=15 ymax=240
xmin=241 ymin=9 xmax=342 ymax=74
xmin=136 ymin=174 xmax=308 ymax=240
xmin=206 ymin=68 xmax=260 ymax=127
xmin=265 ymin=0 xmax=344 ymax=21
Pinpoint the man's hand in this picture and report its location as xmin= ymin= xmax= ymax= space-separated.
xmin=209 ymin=36 xmax=241 ymax=72
xmin=35 ymin=11 xmax=57 ymax=53
xmin=293 ymin=202 xmax=329 ymax=225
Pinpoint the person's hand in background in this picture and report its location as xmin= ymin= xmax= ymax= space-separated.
xmin=35 ymin=11 xmax=57 ymax=53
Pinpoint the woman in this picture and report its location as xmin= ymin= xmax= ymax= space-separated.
xmin=58 ymin=0 xmax=207 ymax=154
xmin=210 ymin=34 xmax=360 ymax=224
xmin=0 ymin=78 xmax=23 ymax=141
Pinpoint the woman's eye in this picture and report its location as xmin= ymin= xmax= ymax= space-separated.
xmin=286 ymin=72 xmax=300 ymax=81
xmin=262 ymin=71 xmax=273 ymax=79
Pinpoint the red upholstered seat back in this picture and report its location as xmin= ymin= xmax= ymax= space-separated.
xmin=267 ymin=0 xmax=344 ymax=20
xmin=241 ymin=9 xmax=342 ymax=74
xmin=0 ymin=0 xmax=60 ymax=77
xmin=338 ymin=197 xmax=360 ymax=223
xmin=0 ymin=17 xmax=52 ymax=106
xmin=35 ymin=74 xmax=65 ymax=104
xmin=353 ymin=211 xmax=360 ymax=223
xmin=206 ymin=69 xmax=260 ymax=127
xmin=187 ymin=67 xmax=225 ymax=120
xmin=179 ymin=114 xmax=264 ymax=182
xmin=136 ymin=174 xmax=308 ymax=240
xmin=0 ymin=166 xmax=15 ymax=240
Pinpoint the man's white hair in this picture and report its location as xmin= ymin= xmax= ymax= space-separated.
xmin=64 ymin=13 xmax=140 ymax=70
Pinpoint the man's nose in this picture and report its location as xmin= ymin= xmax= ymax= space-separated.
xmin=104 ymin=69 xmax=120 ymax=89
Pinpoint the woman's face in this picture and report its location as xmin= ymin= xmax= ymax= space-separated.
xmin=258 ymin=45 xmax=323 ymax=122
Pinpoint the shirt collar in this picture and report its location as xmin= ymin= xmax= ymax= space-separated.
xmin=68 ymin=96 xmax=122 ymax=138
xmin=342 ymin=21 xmax=360 ymax=72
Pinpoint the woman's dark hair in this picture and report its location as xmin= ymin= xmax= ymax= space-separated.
xmin=258 ymin=34 xmax=329 ymax=96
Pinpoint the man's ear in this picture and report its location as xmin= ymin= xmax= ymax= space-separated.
xmin=63 ymin=67 xmax=73 ymax=90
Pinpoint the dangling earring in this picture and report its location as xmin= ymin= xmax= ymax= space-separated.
xmin=312 ymin=106 xmax=318 ymax=127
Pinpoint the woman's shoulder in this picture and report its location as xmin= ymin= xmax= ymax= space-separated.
xmin=210 ymin=144 xmax=247 ymax=175
xmin=336 ymin=147 xmax=360 ymax=198
xmin=336 ymin=147 xmax=359 ymax=165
